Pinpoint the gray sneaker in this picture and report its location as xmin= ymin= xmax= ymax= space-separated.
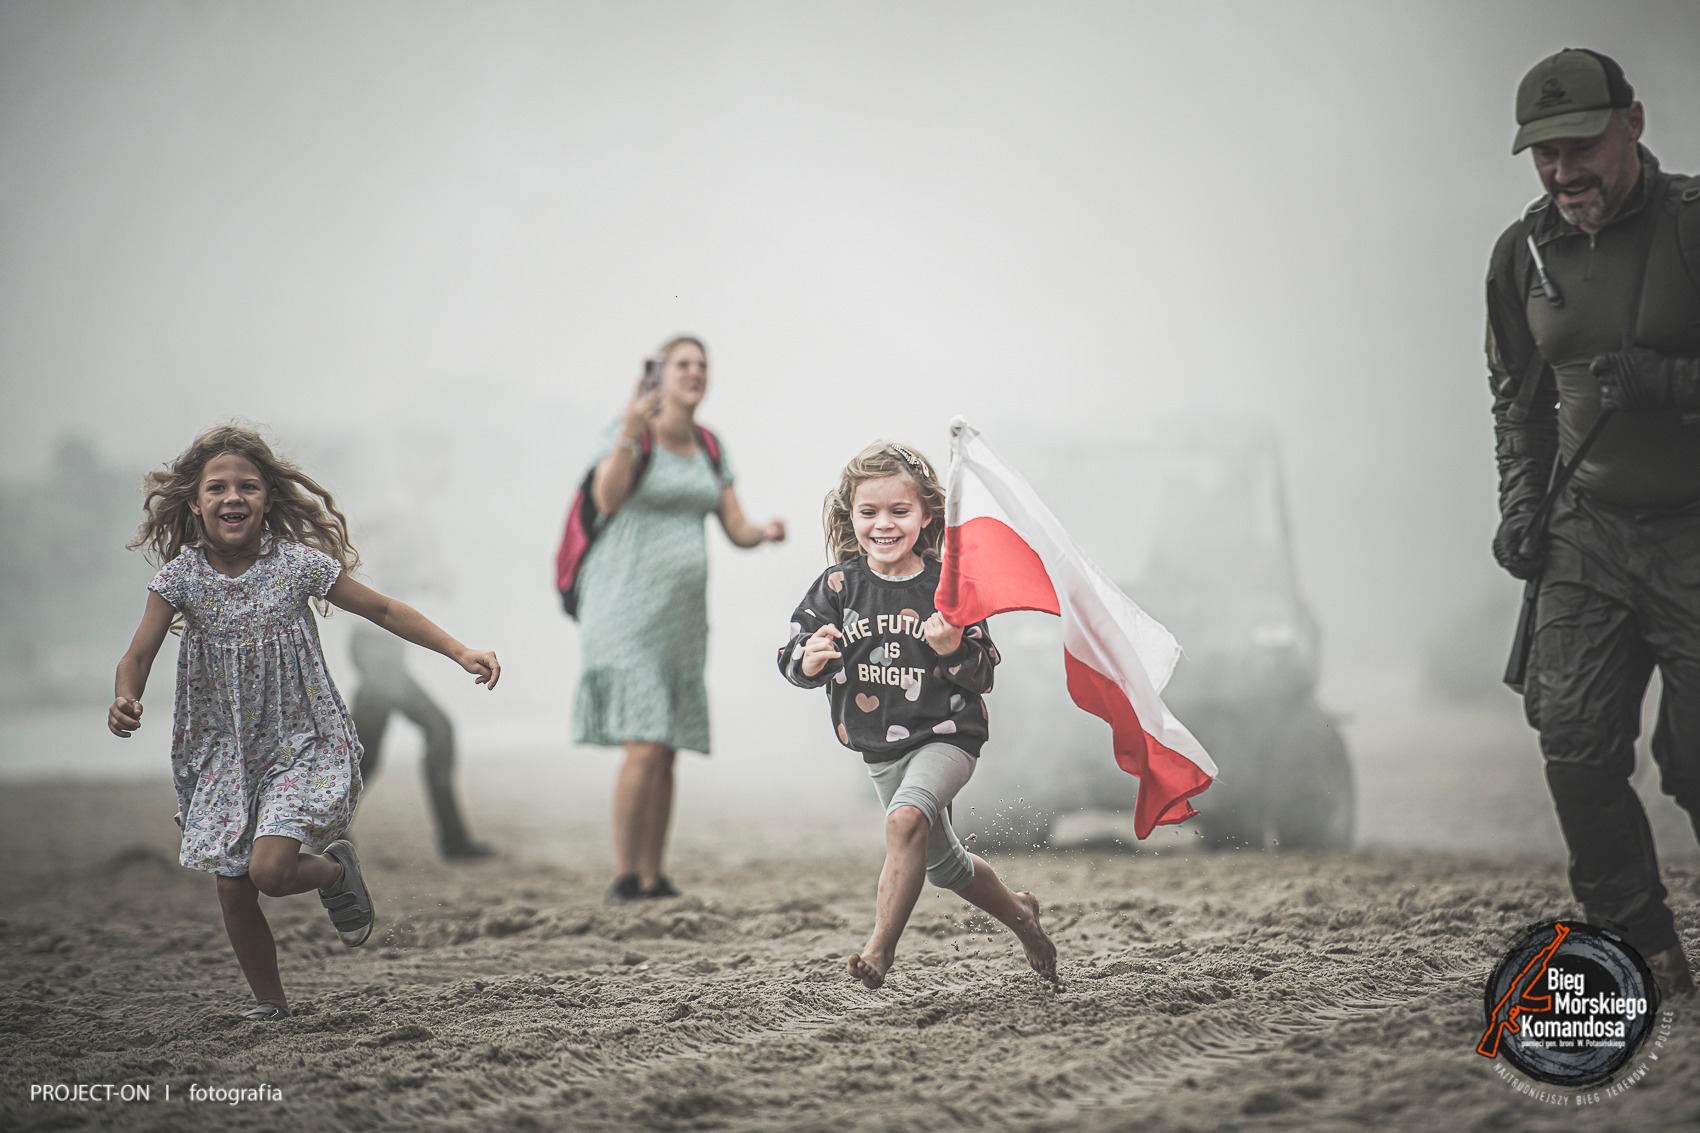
xmin=318 ymin=840 xmax=375 ymax=947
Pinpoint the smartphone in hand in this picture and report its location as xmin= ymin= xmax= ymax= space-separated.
xmin=639 ymin=357 xmax=661 ymax=396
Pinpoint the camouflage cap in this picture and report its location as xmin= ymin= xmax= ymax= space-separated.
xmin=1512 ymin=49 xmax=1634 ymax=154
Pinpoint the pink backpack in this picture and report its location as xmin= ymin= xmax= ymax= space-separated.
xmin=555 ymin=424 xmax=722 ymax=617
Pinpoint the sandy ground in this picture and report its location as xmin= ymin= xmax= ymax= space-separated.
xmin=3 ymin=707 xmax=1700 ymax=1133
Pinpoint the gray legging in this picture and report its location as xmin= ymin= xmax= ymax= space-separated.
xmin=867 ymin=741 xmax=976 ymax=891
xmin=350 ymin=628 xmax=474 ymax=854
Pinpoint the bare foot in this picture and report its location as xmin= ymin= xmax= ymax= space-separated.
xmin=1013 ymin=892 xmax=1059 ymax=986
xmin=847 ymin=948 xmax=892 ymax=989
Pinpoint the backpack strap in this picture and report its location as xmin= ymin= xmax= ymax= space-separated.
xmin=556 ymin=430 xmax=660 ymax=616
xmin=1674 ymin=172 xmax=1700 ymax=295
xmin=1621 ymin=170 xmax=1672 ymax=350
xmin=613 ymin=426 xmax=724 ymax=502
xmin=693 ymin=424 xmax=725 ymax=477
xmin=1674 ymin=174 xmax=1700 ymax=427
xmin=576 ymin=431 xmax=657 ymax=528
xmin=636 ymin=425 xmax=722 ymax=479
xmin=614 ymin=424 xmax=724 ymax=499
xmin=1490 ymin=198 xmax=1553 ymax=424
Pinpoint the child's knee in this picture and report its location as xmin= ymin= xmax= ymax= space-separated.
xmin=217 ymin=873 xmax=259 ymax=911
xmin=246 ymin=859 xmax=294 ymax=898
xmin=885 ymin=805 xmax=930 ymax=845
xmin=927 ymin=853 xmax=975 ymax=892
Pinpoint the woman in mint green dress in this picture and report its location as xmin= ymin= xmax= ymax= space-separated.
xmin=574 ymin=336 xmax=785 ymax=903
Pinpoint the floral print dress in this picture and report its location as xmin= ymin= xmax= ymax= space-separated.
xmin=148 ymin=536 xmax=363 ymax=875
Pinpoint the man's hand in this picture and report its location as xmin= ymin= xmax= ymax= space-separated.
xmin=1493 ymin=506 xmax=1545 ymax=581
xmin=1592 ymin=348 xmax=1678 ymax=411
xmin=799 ymin=625 xmax=843 ymax=678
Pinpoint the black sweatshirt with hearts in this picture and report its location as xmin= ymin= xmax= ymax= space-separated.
xmin=777 ymin=557 xmax=999 ymax=763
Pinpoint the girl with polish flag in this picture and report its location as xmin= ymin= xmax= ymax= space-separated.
xmin=936 ymin=418 xmax=1216 ymax=840
xmin=777 ymin=442 xmax=1057 ymax=990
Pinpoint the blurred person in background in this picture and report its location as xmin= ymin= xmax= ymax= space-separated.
xmin=348 ymin=447 xmax=493 ymax=862
xmin=352 ymin=625 xmax=491 ymax=859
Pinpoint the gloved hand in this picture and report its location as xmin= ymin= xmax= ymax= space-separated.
xmin=1493 ymin=506 xmax=1545 ymax=581
xmin=1591 ymin=348 xmax=1686 ymax=411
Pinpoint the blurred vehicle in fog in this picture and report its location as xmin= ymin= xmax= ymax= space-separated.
xmin=960 ymin=419 xmax=1353 ymax=851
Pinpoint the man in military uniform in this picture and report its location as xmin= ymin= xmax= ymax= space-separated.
xmin=1486 ymin=48 xmax=1700 ymax=996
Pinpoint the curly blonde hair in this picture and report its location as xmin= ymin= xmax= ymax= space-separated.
xmin=130 ymin=425 xmax=360 ymax=612
xmin=822 ymin=441 xmax=946 ymax=565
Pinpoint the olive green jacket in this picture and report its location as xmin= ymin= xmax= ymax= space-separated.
xmin=1485 ymin=148 xmax=1700 ymax=515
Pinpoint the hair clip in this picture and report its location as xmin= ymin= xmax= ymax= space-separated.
xmin=890 ymin=445 xmax=925 ymax=471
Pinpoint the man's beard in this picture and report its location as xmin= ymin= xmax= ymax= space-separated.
xmin=1555 ymin=192 xmax=1610 ymax=228
xmin=1551 ymin=176 xmax=1626 ymax=229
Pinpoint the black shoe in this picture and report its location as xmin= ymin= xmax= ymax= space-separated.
xmin=641 ymin=875 xmax=680 ymax=899
xmin=1648 ymin=944 xmax=1697 ymax=998
xmin=240 ymin=1002 xmax=292 ymax=1021
xmin=440 ymin=839 xmax=497 ymax=862
xmin=605 ymin=875 xmax=643 ymax=904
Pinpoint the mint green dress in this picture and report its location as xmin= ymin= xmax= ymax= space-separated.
xmin=572 ymin=421 xmax=734 ymax=754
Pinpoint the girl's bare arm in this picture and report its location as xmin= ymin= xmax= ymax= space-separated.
xmin=109 ymin=591 xmax=176 ymax=737
xmin=327 ymin=575 xmax=500 ymax=689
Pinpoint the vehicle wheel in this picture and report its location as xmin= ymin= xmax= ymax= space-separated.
xmin=1270 ymin=709 xmax=1354 ymax=851
xmin=1192 ymin=794 xmax=1268 ymax=850
xmin=1181 ymin=708 xmax=1271 ymax=850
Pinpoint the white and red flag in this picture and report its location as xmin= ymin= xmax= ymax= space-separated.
xmin=935 ymin=418 xmax=1215 ymax=839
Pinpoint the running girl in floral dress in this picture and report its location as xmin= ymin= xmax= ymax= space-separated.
xmin=107 ymin=425 xmax=500 ymax=1020
xmin=777 ymin=442 xmax=1056 ymax=990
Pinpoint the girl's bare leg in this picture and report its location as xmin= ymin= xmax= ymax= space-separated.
xmin=954 ymin=852 xmax=1058 ymax=982
xmin=216 ymin=874 xmax=286 ymax=1007
xmin=218 ymin=835 xmax=346 ymax=1007
xmin=613 ymin=742 xmax=676 ymax=889
xmin=246 ymin=835 xmax=342 ymax=896
xmin=849 ymin=805 xmax=929 ymax=989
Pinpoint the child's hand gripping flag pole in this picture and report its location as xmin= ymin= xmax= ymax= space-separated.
xmin=934 ymin=417 xmax=1216 ymax=838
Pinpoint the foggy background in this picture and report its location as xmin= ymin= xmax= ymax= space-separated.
xmin=3 ymin=1 xmax=1698 ymax=854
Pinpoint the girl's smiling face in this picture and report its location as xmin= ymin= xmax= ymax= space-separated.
xmin=852 ymin=474 xmax=930 ymax=577
xmin=189 ymin=452 xmax=272 ymax=557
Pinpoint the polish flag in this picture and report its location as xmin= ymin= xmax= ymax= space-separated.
xmin=935 ymin=418 xmax=1215 ymax=838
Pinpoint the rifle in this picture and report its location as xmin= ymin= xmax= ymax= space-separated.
xmin=1477 ymin=922 xmax=1570 ymax=1059
xmin=1502 ymin=411 xmax=1614 ymax=692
